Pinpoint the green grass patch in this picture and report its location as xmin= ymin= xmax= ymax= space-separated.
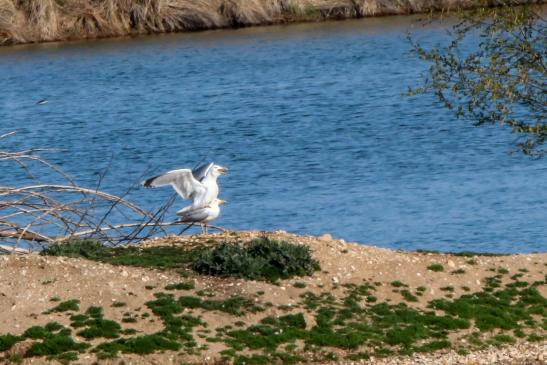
xmin=42 ymin=238 xmax=320 ymax=284
xmin=5 ymin=271 xmax=543 ymax=364
xmin=94 ymin=334 xmax=181 ymax=358
xmin=20 ymin=323 xmax=89 ymax=361
xmin=451 ymin=269 xmax=466 ymax=275
xmin=0 ymin=334 xmax=21 ymax=352
xmin=293 ymin=282 xmax=306 ymax=289
xmin=400 ymin=290 xmax=418 ymax=302
xmin=44 ymin=299 xmax=80 ymax=314
xmin=527 ymin=333 xmax=545 ymax=342
xmin=429 ymin=284 xmax=546 ymax=332
xmin=165 ymin=282 xmax=195 ymax=291
xmin=175 ymin=295 xmax=263 ymax=316
xmin=26 ymin=335 xmax=89 ymax=357
xmin=42 ymin=239 xmax=203 ymax=270
xmin=390 ymin=281 xmax=407 ymax=288
xmin=76 ymin=307 xmax=122 ymax=340
xmin=497 ymin=267 xmax=509 ymax=274
xmin=192 ymin=237 xmax=320 ymax=282
xmin=415 ymin=250 xmax=505 ymax=257
xmin=488 ymin=334 xmax=515 ymax=346
xmin=426 ymin=264 xmax=444 ymax=272
xmin=440 ymin=286 xmax=454 ymax=292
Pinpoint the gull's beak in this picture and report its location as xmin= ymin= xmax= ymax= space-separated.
xmin=219 ymin=199 xmax=227 ymax=205
xmin=218 ymin=166 xmax=228 ymax=175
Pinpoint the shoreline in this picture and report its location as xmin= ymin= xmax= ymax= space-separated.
xmin=0 ymin=0 xmax=544 ymax=47
xmin=0 ymin=231 xmax=545 ymax=364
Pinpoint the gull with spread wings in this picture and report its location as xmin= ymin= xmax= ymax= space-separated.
xmin=143 ymin=162 xmax=227 ymax=216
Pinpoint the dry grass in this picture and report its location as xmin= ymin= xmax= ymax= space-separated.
xmin=0 ymin=0 xmax=541 ymax=45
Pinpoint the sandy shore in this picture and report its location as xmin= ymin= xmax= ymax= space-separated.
xmin=0 ymin=231 xmax=545 ymax=364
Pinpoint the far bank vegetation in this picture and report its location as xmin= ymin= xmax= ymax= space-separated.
xmin=0 ymin=0 xmax=540 ymax=46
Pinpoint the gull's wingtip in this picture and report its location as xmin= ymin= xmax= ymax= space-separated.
xmin=143 ymin=175 xmax=159 ymax=188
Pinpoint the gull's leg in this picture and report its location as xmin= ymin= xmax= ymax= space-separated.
xmin=204 ymin=224 xmax=208 ymax=235
xmin=199 ymin=223 xmax=204 ymax=235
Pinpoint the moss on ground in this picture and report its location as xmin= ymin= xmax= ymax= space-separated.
xmin=164 ymin=282 xmax=195 ymax=291
xmin=415 ymin=250 xmax=506 ymax=257
xmin=0 ymin=334 xmax=20 ymax=352
xmin=215 ymin=275 xmax=546 ymax=361
xmin=2 ymin=270 xmax=545 ymax=364
xmin=41 ymin=239 xmax=204 ymax=272
xmin=400 ymin=289 xmax=418 ymax=302
xmin=75 ymin=306 xmax=122 ymax=339
xmin=44 ymin=299 xmax=80 ymax=314
xmin=94 ymin=335 xmax=181 ymax=359
xmin=148 ymin=293 xmax=263 ymax=317
xmin=42 ymin=237 xmax=320 ymax=282
xmin=0 ymin=240 xmax=541 ymax=363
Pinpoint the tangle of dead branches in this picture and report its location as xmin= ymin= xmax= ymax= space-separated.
xmin=0 ymin=131 xmax=202 ymax=254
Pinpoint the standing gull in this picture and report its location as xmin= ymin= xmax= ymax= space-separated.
xmin=177 ymin=198 xmax=226 ymax=234
xmin=143 ymin=163 xmax=227 ymax=213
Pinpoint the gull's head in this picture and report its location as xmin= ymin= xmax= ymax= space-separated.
xmin=211 ymin=164 xmax=228 ymax=176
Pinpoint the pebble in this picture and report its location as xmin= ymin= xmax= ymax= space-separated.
xmin=347 ymin=342 xmax=547 ymax=365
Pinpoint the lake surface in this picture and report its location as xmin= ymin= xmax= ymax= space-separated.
xmin=0 ymin=16 xmax=545 ymax=253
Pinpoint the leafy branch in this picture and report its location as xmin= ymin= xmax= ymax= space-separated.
xmin=410 ymin=1 xmax=546 ymax=157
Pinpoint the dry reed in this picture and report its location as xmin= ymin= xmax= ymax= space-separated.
xmin=0 ymin=0 xmax=542 ymax=46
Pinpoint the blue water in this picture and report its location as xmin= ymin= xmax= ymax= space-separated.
xmin=0 ymin=16 xmax=545 ymax=253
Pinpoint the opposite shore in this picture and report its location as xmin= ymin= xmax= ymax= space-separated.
xmin=0 ymin=0 xmax=544 ymax=46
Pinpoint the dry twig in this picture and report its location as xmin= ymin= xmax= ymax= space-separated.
xmin=0 ymin=131 xmax=197 ymax=252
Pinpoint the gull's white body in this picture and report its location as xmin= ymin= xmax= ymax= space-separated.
xmin=177 ymin=199 xmax=221 ymax=223
xmin=177 ymin=199 xmax=225 ymax=234
xmin=143 ymin=163 xmax=227 ymax=214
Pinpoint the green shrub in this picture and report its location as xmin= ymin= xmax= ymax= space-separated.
xmin=427 ymin=264 xmax=444 ymax=272
xmin=192 ymin=237 xmax=320 ymax=282
xmin=0 ymin=334 xmax=20 ymax=352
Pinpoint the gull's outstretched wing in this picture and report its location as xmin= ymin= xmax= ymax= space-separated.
xmin=192 ymin=162 xmax=214 ymax=182
xmin=177 ymin=206 xmax=210 ymax=222
xmin=143 ymin=169 xmax=206 ymax=201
